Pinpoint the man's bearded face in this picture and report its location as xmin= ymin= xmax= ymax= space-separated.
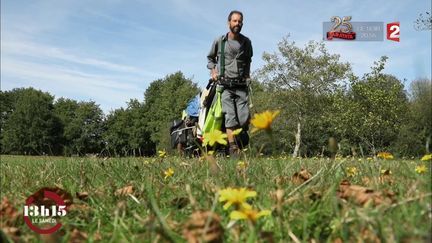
xmin=229 ymin=13 xmax=243 ymax=34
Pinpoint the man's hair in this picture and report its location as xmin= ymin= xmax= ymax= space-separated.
xmin=228 ymin=10 xmax=243 ymax=21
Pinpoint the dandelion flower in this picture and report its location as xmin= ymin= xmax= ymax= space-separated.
xmin=230 ymin=208 xmax=271 ymax=222
xmin=346 ymin=167 xmax=358 ymax=177
xmin=164 ymin=168 xmax=174 ymax=179
xmin=415 ymin=165 xmax=427 ymax=174
xmin=250 ymin=110 xmax=280 ymax=133
xmin=237 ymin=161 xmax=247 ymax=169
xmin=218 ymin=187 xmax=257 ymax=210
xmin=158 ymin=150 xmax=167 ymax=158
xmin=421 ymin=154 xmax=432 ymax=161
xmin=377 ymin=152 xmax=394 ymax=160
xmin=203 ymin=130 xmax=228 ymax=147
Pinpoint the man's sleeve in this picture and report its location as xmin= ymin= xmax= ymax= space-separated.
xmin=207 ymin=39 xmax=218 ymax=70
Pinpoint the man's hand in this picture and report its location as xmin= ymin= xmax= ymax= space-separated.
xmin=211 ymin=68 xmax=219 ymax=81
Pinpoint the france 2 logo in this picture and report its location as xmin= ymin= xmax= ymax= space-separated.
xmin=387 ymin=22 xmax=400 ymax=42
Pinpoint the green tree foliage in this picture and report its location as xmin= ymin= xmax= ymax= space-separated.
xmin=143 ymin=72 xmax=199 ymax=150
xmin=1 ymin=88 xmax=62 ymax=155
xmin=53 ymin=98 xmax=79 ymax=155
xmin=67 ymin=101 xmax=105 ymax=155
xmin=410 ymin=79 xmax=432 ymax=153
xmin=392 ymin=79 xmax=432 ymax=155
xmin=103 ymin=99 xmax=154 ymax=157
xmin=414 ymin=11 xmax=432 ymax=30
xmin=331 ymin=57 xmax=410 ymax=155
xmin=104 ymin=107 xmax=131 ymax=156
xmin=257 ymin=37 xmax=352 ymax=156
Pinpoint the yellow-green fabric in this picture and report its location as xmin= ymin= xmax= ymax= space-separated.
xmin=203 ymin=88 xmax=223 ymax=133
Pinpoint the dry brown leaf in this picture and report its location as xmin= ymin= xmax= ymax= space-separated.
xmin=1 ymin=227 xmax=21 ymax=242
xmin=359 ymin=228 xmax=381 ymax=243
xmin=260 ymin=231 xmax=274 ymax=243
xmin=361 ymin=177 xmax=373 ymax=186
xmin=114 ymin=185 xmax=134 ymax=197
xmin=39 ymin=230 xmax=64 ymax=243
xmin=275 ymin=176 xmax=288 ymax=186
xmin=68 ymin=204 xmax=91 ymax=213
xmin=308 ymin=191 xmax=322 ymax=201
xmin=205 ymin=155 xmax=220 ymax=176
xmin=183 ymin=211 xmax=223 ymax=243
xmin=76 ymin=192 xmax=89 ymax=201
xmin=337 ymin=180 xmax=396 ymax=206
xmin=68 ymin=229 xmax=88 ymax=243
xmin=291 ymin=169 xmax=312 ymax=185
xmin=29 ymin=187 xmax=73 ymax=207
xmin=379 ymin=170 xmax=394 ymax=185
xmin=92 ymin=231 xmax=102 ymax=241
xmin=269 ymin=189 xmax=284 ymax=203
xmin=333 ymin=238 xmax=343 ymax=243
xmin=0 ymin=197 xmax=20 ymax=227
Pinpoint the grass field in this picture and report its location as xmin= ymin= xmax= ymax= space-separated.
xmin=1 ymin=154 xmax=431 ymax=242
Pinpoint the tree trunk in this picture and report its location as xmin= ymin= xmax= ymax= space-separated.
xmin=292 ymin=122 xmax=301 ymax=158
xmin=426 ymin=135 xmax=431 ymax=154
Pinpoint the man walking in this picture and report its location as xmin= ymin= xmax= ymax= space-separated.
xmin=207 ymin=10 xmax=253 ymax=155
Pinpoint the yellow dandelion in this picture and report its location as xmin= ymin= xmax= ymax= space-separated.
xmin=250 ymin=110 xmax=280 ymax=133
xmin=232 ymin=128 xmax=243 ymax=136
xmin=421 ymin=154 xmax=432 ymax=161
xmin=164 ymin=168 xmax=174 ymax=179
xmin=367 ymin=157 xmax=373 ymax=161
xmin=377 ymin=152 xmax=394 ymax=160
xmin=230 ymin=208 xmax=271 ymax=222
xmin=218 ymin=187 xmax=257 ymax=210
xmin=415 ymin=165 xmax=427 ymax=174
xmin=158 ymin=150 xmax=167 ymax=158
xmin=203 ymin=130 xmax=228 ymax=146
xmin=237 ymin=161 xmax=247 ymax=169
xmin=346 ymin=167 xmax=358 ymax=177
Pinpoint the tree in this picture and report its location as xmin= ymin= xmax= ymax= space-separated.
xmin=332 ymin=57 xmax=410 ymax=155
xmin=125 ymin=99 xmax=154 ymax=156
xmin=65 ymin=101 xmax=105 ymax=155
xmin=104 ymin=108 xmax=131 ymax=156
xmin=103 ymin=99 xmax=154 ymax=157
xmin=53 ymin=98 xmax=80 ymax=155
xmin=409 ymin=79 xmax=432 ymax=153
xmin=1 ymin=88 xmax=62 ymax=155
xmin=143 ymin=72 xmax=199 ymax=151
xmin=414 ymin=11 xmax=431 ymax=30
xmin=257 ymin=37 xmax=352 ymax=157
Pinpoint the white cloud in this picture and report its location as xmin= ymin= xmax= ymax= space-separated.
xmin=1 ymin=40 xmax=161 ymax=77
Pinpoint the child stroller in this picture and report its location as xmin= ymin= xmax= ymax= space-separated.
xmin=171 ymin=79 xmax=249 ymax=156
xmin=170 ymin=95 xmax=200 ymax=157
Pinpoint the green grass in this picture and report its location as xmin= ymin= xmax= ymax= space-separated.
xmin=1 ymin=155 xmax=431 ymax=242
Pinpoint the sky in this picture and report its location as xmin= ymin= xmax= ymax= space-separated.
xmin=1 ymin=0 xmax=431 ymax=113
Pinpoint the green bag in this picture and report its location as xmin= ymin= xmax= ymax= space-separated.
xmin=203 ymin=86 xmax=223 ymax=134
xmin=202 ymin=35 xmax=226 ymax=134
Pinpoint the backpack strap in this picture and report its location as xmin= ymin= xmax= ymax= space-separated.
xmin=219 ymin=35 xmax=227 ymax=78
